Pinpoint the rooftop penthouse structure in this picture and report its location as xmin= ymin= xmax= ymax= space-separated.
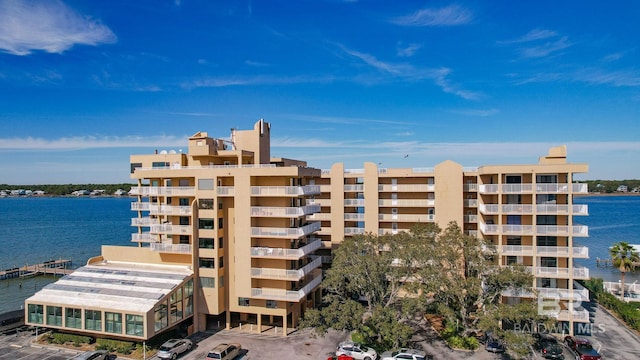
xmin=25 ymin=119 xmax=589 ymax=339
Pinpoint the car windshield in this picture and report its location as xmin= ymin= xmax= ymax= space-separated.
xmin=577 ymin=343 xmax=593 ymax=350
xmin=159 ymin=345 xmax=173 ymax=351
xmin=207 ymin=353 xmax=221 ymax=359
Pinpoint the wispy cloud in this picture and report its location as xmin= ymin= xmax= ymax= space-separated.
xmin=282 ymin=114 xmax=415 ymax=126
xmin=395 ymin=131 xmax=414 ymax=136
xmin=397 ymin=43 xmax=422 ymax=57
xmin=0 ymin=0 xmax=116 ymax=56
xmin=181 ymin=74 xmax=335 ymax=89
xmin=245 ymin=60 xmax=270 ymax=67
xmin=498 ymin=29 xmax=557 ymax=44
xmin=392 ymin=5 xmax=472 ymax=27
xmin=514 ymin=68 xmax=640 ymax=87
xmin=602 ymin=52 xmax=625 ymax=62
xmin=451 ymin=108 xmax=499 ymax=117
xmin=339 ymin=45 xmax=481 ymax=100
xmin=521 ymin=36 xmax=571 ymax=58
xmin=0 ymin=135 xmax=187 ymax=150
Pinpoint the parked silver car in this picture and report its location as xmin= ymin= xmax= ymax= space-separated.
xmin=157 ymin=338 xmax=193 ymax=359
xmin=380 ymin=348 xmax=431 ymax=360
xmin=336 ymin=341 xmax=377 ymax=360
xmin=70 ymin=350 xmax=109 ymax=360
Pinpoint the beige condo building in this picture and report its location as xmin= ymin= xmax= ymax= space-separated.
xmin=25 ymin=119 xmax=590 ymax=340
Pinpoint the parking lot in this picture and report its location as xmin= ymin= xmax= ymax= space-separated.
xmin=2 ymin=301 xmax=639 ymax=360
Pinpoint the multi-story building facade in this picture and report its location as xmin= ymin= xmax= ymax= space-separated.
xmin=25 ymin=120 xmax=589 ymax=339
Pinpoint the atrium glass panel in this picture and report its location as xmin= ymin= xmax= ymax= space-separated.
xmin=46 ymin=306 xmax=62 ymax=327
xmin=65 ymin=308 xmax=82 ymax=329
xmin=105 ymin=312 xmax=122 ymax=334
xmin=28 ymin=304 xmax=43 ymax=324
xmin=154 ymin=303 xmax=168 ymax=331
xmin=126 ymin=314 xmax=144 ymax=336
xmin=85 ymin=310 xmax=102 ymax=331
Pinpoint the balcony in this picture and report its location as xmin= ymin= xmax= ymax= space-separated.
xmin=573 ymin=266 xmax=589 ymax=279
xmin=501 ymin=245 xmax=533 ymax=256
xmin=345 ymin=213 xmax=365 ymax=221
xmin=345 ymin=227 xmax=365 ymax=235
xmin=149 ymin=243 xmax=192 ymax=254
xmin=152 ymin=205 xmax=192 ymax=216
xmin=129 ymin=186 xmax=196 ymax=196
xmin=503 ymin=184 xmax=533 ymax=193
xmin=251 ymin=238 xmax=321 ymax=260
xmin=536 ymin=225 xmax=589 ymax=237
xmin=464 ymin=199 xmax=478 ymax=207
xmin=464 ymin=183 xmax=478 ymax=192
xmin=535 ymin=266 xmax=590 ymax=279
xmin=535 ymin=184 xmax=569 ymax=193
xmin=480 ymin=204 xmax=534 ymax=214
xmin=150 ymin=224 xmax=192 ymax=235
xmin=251 ymin=222 xmax=320 ymax=239
xmin=378 ymin=199 xmax=434 ymax=207
xmin=131 ymin=202 xmax=150 ymax=211
xmin=344 ymin=184 xmax=364 ymax=192
xmin=250 ymin=185 xmax=321 ymax=197
xmin=554 ymin=309 xmax=590 ymax=322
xmin=573 ymin=246 xmax=589 ymax=258
xmin=251 ymin=257 xmax=322 ymax=280
xmin=537 ymin=286 xmax=590 ymax=301
xmin=131 ymin=217 xmax=158 ymax=226
xmin=217 ymin=186 xmax=235 ymax=196
xmin=463 ymin=214 xmax=477 ymax=223
xmin=501 ymin=288 xmax=535 ymax=298
xmin=378 ymin=184 xmax=435 ymax=192
xmin=251 ymin=205 xmax=320 ymax=218
xmin=572 ymin=183 xmax=589 ymax=194
xmin=478 ymin=184 xmax=499 ymax=194
xmin=131 ymin=233 xmax=158 ymax=242
xmin=344 ymin=199 xmax=365 ymax=206
xmin=251 ymin=270 xmax=322 ymax=301
xmin=378 ymin=214 xmax=435 ymax=222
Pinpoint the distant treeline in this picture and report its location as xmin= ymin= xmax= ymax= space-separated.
xmin=581 ymin=179 xmax=640 ymax=193
xmin=0 ymin=183 xmax=135 ymax=196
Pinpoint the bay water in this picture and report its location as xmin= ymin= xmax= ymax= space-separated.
xmin=0 ymin=195 xmax=639 ymax=314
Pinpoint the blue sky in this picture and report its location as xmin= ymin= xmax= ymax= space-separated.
xmin=1 ymin=0 xmax=639 ymax=184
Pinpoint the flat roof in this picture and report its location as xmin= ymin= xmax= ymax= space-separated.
xmin=26 ymin=261 xmax=193 ymax=314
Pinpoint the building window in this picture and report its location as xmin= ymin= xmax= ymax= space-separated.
xmin=152 ymin=161 xmax=169 ymax=168
xmin=130 ymin=163 xmax=142 ymax=174
xmin=199 ymin=238 xmax=215 ymax=249
xmin=541 ymin=257 xmax=557 ymax=268
xmin=199 ymin=219 xmax=214 ymax=230
xmin=170 ymin=289 xmax=183 ymax=324
xmin=105 ymin=312 xmax=122 ymax=334
xmin=541 ymin=278 xmax=552 ymax=288
xmin=537 ymin=236 xmax=558 ymax=246
xmin=506 ymin=237 xmax=521 ymax=246
xmin=126 ymin=314 xmax=144 ymax=336
xmin=218 ymin=200 xmax=223 ymax=210
xmin=46 ymin=306 xmax=62 ymax=327
xmin=198 ymin=179 xmax=214 ymax=190
xmin=28 ymin=304 xmax=43 ymax=324
xmin=179 ymin=235 xmax=189 ymax=244
xmin=184 ymin=279 xmax=194 ymax=316
xmin=219 ymin=256 xmax=224 ymax=268
xmin=199 ymin=199 xmax=214 ymax=209
xmin=506 ymin=215 xmax=521 ymax=225
xmin=179 ymin=216 xmax=190 ymax=225
xmin=200 ymin=277 xmax=215 ymax=288
xmin=506 ymin=256 xmax=518 ymax=265
xmin=238 ymin=298 xmax=250 ymax=307
xmin=154 ymin=303 xmax=168 ymax=331
xmin=218 ymin=237 xmax=224 ymax=249
xmin=199 ymin=258 xmax=215 ymax=268
xmin=179 ymin=197 xmax=189 ymax=206
xmin=85 ymin=310 xmax=102 ymax=331
xmin=218 ymin=218 xmax=224 ymax=229
xmin=266 ymin=300 xmax=277 ymax=309
xmin=537 ymin=215 xmax=557 ymax=225
xmin=65 ymin=308 xmax=82 ymax=329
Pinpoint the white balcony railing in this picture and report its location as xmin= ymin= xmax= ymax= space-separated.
xmin=149 ymin=243 xmax=192 ymax=254
xmin=378 ymin=184 xmax=435 ymax=192
xmin=251 ymin=257 xmax=322 ymax=281
xmin=463 ymin=214 xmax=477 ymax=223
xmin=573 ymin=246 xmax=589 ymax=258
xmin=250 ymin=185 xmax=321 ymax=196
xmin=129 ymin=186 xmax=196 ymax=196
xmin=501 ymin=245 xmax=533 ymax=256
xmin=131 ymin=202 xmax=150 ymax=211
xmin=345 ymin=227 xmax=366 ymax=235
xmin=345 ymin=213 xmax=365 ymax=221
xmin=251 ymin=271 xmax=322 ymax=301
xmin=554 ymin=309 xmax=590 ymax=322
xmin=378 ymin=214 xmax=435 ymax=222
xmin=217 ymin=186 xmax=235 ymax=196
xmin=250 ymin=238 xmax=321 ymax=259
xmin=131 ymin=217 xmax=158 ymax=227
xmin=464 ymin=199 xmax=478 ymax=207
xmin=251 ymin=222 xmax=320 ymax=239
xmin=503 ymin=184 xmax=533 ymax=193
xmin=535 ymin=184 xmax=569 ymax=193
xmin=344 ymin=199 xmax=365 ymax=206
xmin=251 ymin=205 xmax=320 ymax=218
xmin=378 ymin=199 xmax=435 ymax=207
xmin=573 ymin=266 xmax=590 ymax=279
xmin=464 ymin=183 xmax=478 ymax=192
xmin=572 ymin=183 xmax=589 ymax=194
xmin=344 ymin=184 xmax=364 ymax=192
xmin=537 ymin=287 xmax=590 ymax=301
xmin=131 ymin=233 xmax=157 ymax=242
xmin=536 ymin=225 xmax=589 ymax=237
xmin=150 ymin=224 xmax=192 ymax=235
xmin=478 ymin=184 xmax=499 ymax=194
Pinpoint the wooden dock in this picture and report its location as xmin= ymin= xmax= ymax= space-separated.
xmin=0 ymin=259 xmax=73 ymax=280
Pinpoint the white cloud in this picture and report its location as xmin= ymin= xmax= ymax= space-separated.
xmin=498 ymin=29 xmax=557 ymax=44
xmin=392 ymin=5 xmax=472 ymax=27
xmin=0 ymin=0 xmax=116 ymax=56
xmin=0 ymin=135 xmax=186 ymax=150
xmin=521 ymin=36 xmax=571 ymax=58
xmin=397 ymin=43 xmax=422 ymax=57
xmin=451 ymin=108 xmax=499 ymax=117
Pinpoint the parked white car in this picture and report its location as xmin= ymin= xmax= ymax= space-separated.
xmin=157 ymin=338 xmax=193 ymax=359
xmin=380 ymin=348 xmax=431 ymax=360
xmin=336 ymin=341 xmax=378 ymax=360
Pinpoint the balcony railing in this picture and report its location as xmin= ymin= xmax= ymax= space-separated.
xmin=464 ymin=199 xmax=478 ymax=207
xmin=573 ymin=266 xmax=589 ymax=279
xmin=251 ymin=205 xmax=320 ymax=218
xmin=345 ymin=227 xmax=366 ymax=235
xmin=463 ymin=214 xmax=477 ymax=223
xmin=478 ymin=184 xmax=499 ymax=194
xmin=129 ymin=186 xmax=196 ymax=196
xmin=535 ymin=184 xmax=569 ymax=193
xmin=251 ymin=222 xmax=320 ymax=239
xmin=149 ymin=243 xmax=192 ymax=254
xmin=573 ymin=246 xmax=589 ymax=258
xmin=535 ymin=266 xmax=589 ymax=279
xmin=378 ymin=184 xmax=435 ymax=192
xmin=501 ymin=245 xmax=533 ymax=256
xmin=251 ymin=271 xmax=322 ymax=301
xmin=536 ymin=225 xmax=589 ymax=237
xmin=250 ymin=238 xmax=321 ymax=259
xmin=251 ymin=257 xmax=322 ymax=280
xmin=131 ymin=217 xmax=158 ymax=226
xmin=378 ymin=214 xmax=435 ymax=222
xmin=554 ymin=309 xmax=590 ymax=322
xmin=537 ymin=287 xmax=590 ymax=301
xmin=572 ymin=183 xmax=588 ymax=194
xmin=344 ymin=199 xmax=365 ymax=206
xmin=131 ymin=202 xmax=150 ymax=211
xmin=150 ymin=224 xmax=192 ymax=235
xmin=130 ymin=202 xmax=193 ymax=215
xmin=503 ymin=184 xmax=533 ymax=193
xmin=344 ymin=184 xmax=364 ymax=192
xmin=345 ymin=213 xmax=365 ymax=221
xmin=217 ymin=186 xmax=235 ymax=196
xmin=131 ymin=233 xmax=158 ymax=242
xmin=378 ymin=199 xmax=435 ymax=207
xmin=250 ymin=185 xmax=321 ymax=196
xmin=464 ymin=183 xmax=478 ymax=191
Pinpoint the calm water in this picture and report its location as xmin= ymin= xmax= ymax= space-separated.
xmin=0 ymin=197 xmax=134 ymax=313
xmin=0 ymin=195 xmax=639 ymax=313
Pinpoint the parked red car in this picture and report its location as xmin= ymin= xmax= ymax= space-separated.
xmin=564 ymin=336 xmax=602 ymax=360
xmin=327 ymin=354 xmax=355 ymax=360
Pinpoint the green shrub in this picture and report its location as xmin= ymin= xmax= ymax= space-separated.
xmin=96 ymin=338 xmax=136 ymax=355
xmin=463 ymin=336 xmax=479 ymax=350
xmin=48 ymin=333 xmax=92 ymax=345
